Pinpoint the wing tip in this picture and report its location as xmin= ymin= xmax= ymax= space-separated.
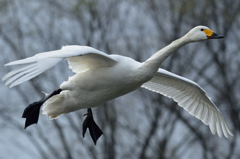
xmin=227 ymin=128 xmax=234 ymax=137
xmin=2 ymin=75 xmax=7 ymax=81
xmin=4 ymin=61 xmax=20 ymax=66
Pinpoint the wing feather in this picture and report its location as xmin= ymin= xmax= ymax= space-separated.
xmin=142 ymin=68 xmax=233 ymax=138
xmin=3 ymin=45 xmax=117 ymax=87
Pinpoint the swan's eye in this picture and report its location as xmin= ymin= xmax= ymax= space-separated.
xmin=201 ymin=29 xmax=204 ymax=31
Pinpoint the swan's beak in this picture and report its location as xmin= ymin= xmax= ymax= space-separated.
xmin=204 ymin=29 xmax=224 ymax=39
xmin=208 ymin=32 xmax=224 ymax=39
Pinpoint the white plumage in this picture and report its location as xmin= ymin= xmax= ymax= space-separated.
xmin=2 ymin=26 xmax=233 ymax=138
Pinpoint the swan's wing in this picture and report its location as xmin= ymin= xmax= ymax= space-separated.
xmin=63 ymin=46 xmax=116 ymax=73
xmin=3 ymin=45 xmax=117 ymax=88
xmin=142 ymin=68 xmax=233 ymax=138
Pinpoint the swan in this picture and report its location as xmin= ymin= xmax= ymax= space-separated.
xmin=2 ymin=26 xmax=233 ymax=144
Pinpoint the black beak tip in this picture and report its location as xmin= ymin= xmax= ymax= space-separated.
xmin=218 ymin=35 xmax=225 ymax=39
xmin=208 ymin=33 xmax=225 ymax=39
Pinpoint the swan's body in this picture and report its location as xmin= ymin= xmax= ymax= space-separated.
xmin=54 ymin=52 xmax=149 ymax=114
xmin=3 ymin=26 xmax=233 ymax=138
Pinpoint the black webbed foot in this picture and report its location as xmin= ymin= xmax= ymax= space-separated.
xmin=82 ymin=108 xmax=103 ymax=145
xmin=22 ymin=89 xmax=62 ymax=129
xmin=22 ymin=100 xmax=43 ymax=129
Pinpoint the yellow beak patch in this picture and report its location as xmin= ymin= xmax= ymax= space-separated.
xmin=204 ymin=29 xmax=214 ymax=37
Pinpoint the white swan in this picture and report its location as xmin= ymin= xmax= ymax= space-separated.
xmin=2 ymin=26 xmax=233 ymax=139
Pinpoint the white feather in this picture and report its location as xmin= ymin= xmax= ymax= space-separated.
xmin=3 ymin=46 xmax=116 ymax=87
xmin=142 ymin=68 xmax=233 ymax=138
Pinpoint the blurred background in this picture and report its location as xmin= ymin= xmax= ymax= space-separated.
xmin=0 ymin=0 xmax=240 ymax=158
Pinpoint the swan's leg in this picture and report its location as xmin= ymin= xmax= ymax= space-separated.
xmin=82 ymin=108 xmax=103 ymax=145
xmin=22 ymin=89 xmax=62 ymax=129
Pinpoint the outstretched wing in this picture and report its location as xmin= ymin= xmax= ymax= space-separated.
xmin=3 ymin=45 xmax=117 ymax=88
xmin=142 ymin=68 xmax=233 ymax=138
xmin=63 ymin=46 xmax=116 ymax=73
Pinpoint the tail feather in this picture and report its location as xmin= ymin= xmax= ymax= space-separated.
xmin=42 ymin=94 xmax=65 ymax=119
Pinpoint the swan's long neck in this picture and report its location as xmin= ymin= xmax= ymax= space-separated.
xmin=143 ymin=35 xmax=190 ymax=72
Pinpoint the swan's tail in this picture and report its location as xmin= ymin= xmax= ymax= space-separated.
xmin=42 ymin=93 xmax=66 ymax=119
xmin=2 ymin=50 xmax=62 ymax=88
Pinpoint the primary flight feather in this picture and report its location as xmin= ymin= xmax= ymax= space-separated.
xmin=2 ymin=26 xmax=233 ymax=138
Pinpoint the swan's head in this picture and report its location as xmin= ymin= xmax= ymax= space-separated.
xmin=187 ymin=26 xmax=224 ymax=42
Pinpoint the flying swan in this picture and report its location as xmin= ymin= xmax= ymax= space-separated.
xmin=2 ymin=26 xmax=233 ymax=144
